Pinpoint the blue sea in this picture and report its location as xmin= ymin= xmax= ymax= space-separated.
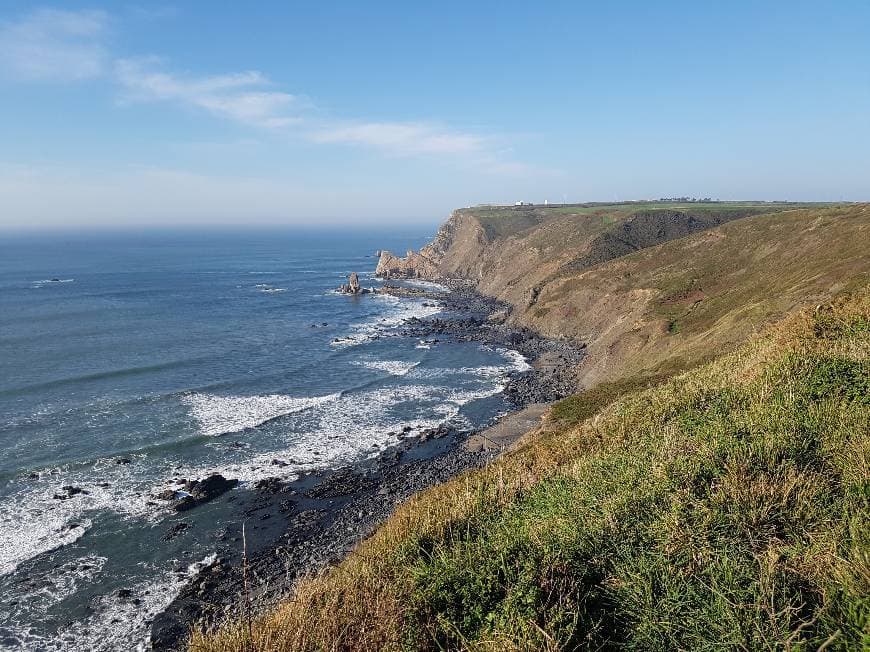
xmin=0 ymin=229 xmax=528 ymax=650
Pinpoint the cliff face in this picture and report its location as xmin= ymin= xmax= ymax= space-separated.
xmin=375 ymin=210 xmax=489 ymax=279
xmin=380 ymin=202 xmax=870 ymax=391
xmin=374 ymin=250 xmax=438 ymax=279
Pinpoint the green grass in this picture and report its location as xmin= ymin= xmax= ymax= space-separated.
xmin=550 ymin=375 xmax=669 ymax=427
xmin=524 ymin=203 xmax=870 ymax=388
xmin=464 ymin=201 xmax=834 ymax=242
xmin=192 ymin=288 xmax=870 ymax=652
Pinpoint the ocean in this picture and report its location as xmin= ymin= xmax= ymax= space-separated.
xmin=0 ymin=229 xmax=528 ymax=650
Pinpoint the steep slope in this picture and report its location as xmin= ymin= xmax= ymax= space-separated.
xmin=192 ymin=285 xmax=870 ymax=652
xmin=379 ymin=202 xmax=870 ymax=390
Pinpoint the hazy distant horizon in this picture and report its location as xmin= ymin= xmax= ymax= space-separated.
xmin=1 ymin=2 xmax=869 ymax=229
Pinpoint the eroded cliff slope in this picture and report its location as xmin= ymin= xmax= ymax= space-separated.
xmin=378 ymin=201 xmax=870 ymax=389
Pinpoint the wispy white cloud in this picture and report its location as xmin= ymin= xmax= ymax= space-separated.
xmin=311 ymin=122 xmax=487 ymax=156
xmin=0 ymin=8 xmax=109 ymax=81
xmin=0 ymin=7 xmax=530 ymax=173
xmin=114 ymin=59 xmax=302 ymax=128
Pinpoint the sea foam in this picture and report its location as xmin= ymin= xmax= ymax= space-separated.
xmin=182 ymin=392 xmax=340 ymax=437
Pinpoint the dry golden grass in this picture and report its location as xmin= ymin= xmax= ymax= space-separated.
xmin=192 ymin=287 xmax=869 ymax=651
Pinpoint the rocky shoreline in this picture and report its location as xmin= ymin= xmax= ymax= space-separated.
xmin=150 ymin=281 xmax=585 ymax=650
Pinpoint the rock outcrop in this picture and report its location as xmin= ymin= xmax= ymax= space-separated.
xmin=375 ymin=210 xmax=490 ymax=280
xmin=375 ymin=249 xmax=439 ymax=279
xmin=156 ymin=474 xmax=239 ymax=512
xmin=337 ymin=272 xmax=370 ymax=295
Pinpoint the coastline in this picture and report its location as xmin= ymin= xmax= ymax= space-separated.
xmin=151 ymin=282 xmax=585 ymax=650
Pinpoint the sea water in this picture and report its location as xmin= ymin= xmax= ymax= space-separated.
xmin=0 ymin=228 xmax=528 ymax=650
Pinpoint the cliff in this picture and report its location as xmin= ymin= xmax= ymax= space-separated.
xmin=378 ymin=201 xmax=870 ymax=390
xmin=194 ymin=283 xmax=870 ymax=651
xmin=375 ymin=210 xmax=490 ymax=279
xmin=195 ymin=201 xmax=870 ymax=651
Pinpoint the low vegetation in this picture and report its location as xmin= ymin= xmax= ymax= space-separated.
xmin=192 ymin=287 xmax=869 ymax=651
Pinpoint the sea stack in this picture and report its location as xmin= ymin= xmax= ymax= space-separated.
xmin=337 ymin=272 xmax=367 ymax=294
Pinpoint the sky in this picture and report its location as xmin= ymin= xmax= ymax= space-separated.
xmin=0 ymin=1 xmax=868 ymax=230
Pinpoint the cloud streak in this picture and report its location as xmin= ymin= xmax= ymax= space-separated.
xmin=0 ymin=8 xmax=109 ymax=81
xmin=0 ymin=7 xmax=528 ymax=173
xmin=115 ymin=59 xmax=302 ymax=128
xmin=311 ymin=122 xmax=487 ymax=156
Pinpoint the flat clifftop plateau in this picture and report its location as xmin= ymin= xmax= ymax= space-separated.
xmin=377 ymin=202 xmax=870 ymax=390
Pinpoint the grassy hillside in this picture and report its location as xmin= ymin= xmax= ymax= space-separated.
xmin=191 ymin=287 xmax=869 ymax=651
xmin=525 ymin=204 xmax=870 ymax=389
xmin=436 ymin=203 xmax=870 ymax=391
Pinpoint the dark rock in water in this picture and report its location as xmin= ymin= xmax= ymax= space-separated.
xmin=270 ymin=458 xmax=288 ymax=467
xmin=155 ymin=489 xmax=178 ymax=501
xmin=337 ymin=271 xmax=370 ymax=295
xmin=60 ymin=485 xmax=88 ymax=497
xmin=26 ymin=472 xmax=39 ymax=480
xmin=115 ymin=457 xmax=131 ymax=465
xmin=255 ymin=477 xmax=283 ymax=493
xmin=174 ymin=474 xmax=238 ymax=511
xmin=116 ymin=588 xmax=133 ymax=600
xmin=161 ymin=522 xmax=190 ymax=542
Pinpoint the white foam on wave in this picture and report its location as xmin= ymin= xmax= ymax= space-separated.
xmin=497 ymin=347 xmax=532 ymax=372
xmin=398 ymin=278 xmax=448 ymax=292
xmin=170 ymin=382 xmax=475 ymax=487
xmin=0 ymin=458 xmax=160 ymax=578
xmin=408 ymin=347 xmax=530 ymax=382
xmin=182 ymin=392 xmax=340 ymax=437
xmin=353 ymin=359 xmax=420 ymax=376
xmin=32 ymin=279 xmax=75 ymax=288
xmin=0 ymin=553 xmax=108 ymax=649
xmin=0 ymin=509 xmax=92 ymax=577
xmin=331 ymin=297 xmax=441 ymax=349
xmin=254 ymin=283 xmax=288 ymax=293
xmin=49 ymin=553 xmax=218 ymax=651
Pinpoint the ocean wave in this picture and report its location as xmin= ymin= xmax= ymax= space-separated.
xmin=168 ymin=383 xmax=474 ymax=487
xmin=352 ymin=359 xmax=420 ymax=376
xmin=182 ymin=392 xmax=340 ymax=437
xmin=331 ymin=298 xmax=441 ymax=349
xmin=0 ymin=458 xmax=159 ymax=577
xmin=496 ymin=347 xmax=532 ymax=372
xmin=1 ymin=553 xmax=107 ymax=618
xmin=0 ymin=507 xmax=92 ymax=577
xmin=397 ymin=278 xmax=449 ymax=292
xmin=254 ymin=283 xmax=288 ymax=293
xmin=31 ymin=279 xmax=75 ymax=288
xmin=47 ymin=553 xmax=217 ymax=651
xmin=408 ymin=348 xmax=530 ymax=381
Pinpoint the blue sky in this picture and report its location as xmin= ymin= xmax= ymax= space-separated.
xmin=1 ymin=1 xmax=868 ymax=229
